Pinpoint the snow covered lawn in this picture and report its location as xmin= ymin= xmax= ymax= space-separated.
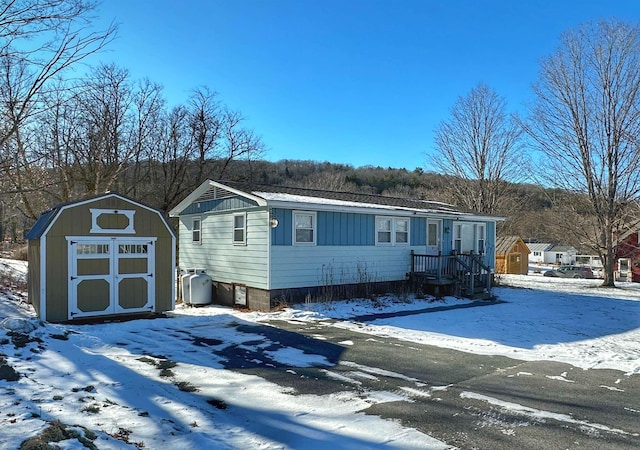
xmin=1 ymin=258 xmax=638 ymax=449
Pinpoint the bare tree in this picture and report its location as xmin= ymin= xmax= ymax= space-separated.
xmin=524 ymin=20 xmax=640 ymax=287
xmin=0 ymin=0 xmax=116 ymax=151
xmin=430 ymin=83 xmax=526 ymax=214
xmin=142 ymin=87 xmax=265 ymax=211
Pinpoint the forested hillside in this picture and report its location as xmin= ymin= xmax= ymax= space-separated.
xmin=0 ymin=157 xmax=592 ymax=251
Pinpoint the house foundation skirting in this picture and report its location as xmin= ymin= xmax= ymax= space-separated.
xmin=211 ymin=280 xmax=409 ymax=312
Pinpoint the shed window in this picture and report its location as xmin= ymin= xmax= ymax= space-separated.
xmin=119 ymin=244 xmax=148 ymax=254
xmin=233 ymin=213 xmax=246 ymax=245
xmin=77 ymin=244 xmax=109 ymax=255
xmin=294 ymin=211 xmax=316 ymax=245
xmin=192 ymin=217 xmax=201 ymax=244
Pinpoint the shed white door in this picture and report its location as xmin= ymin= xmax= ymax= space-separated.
xmin=68 ymin=237 xmax=156 ymax=319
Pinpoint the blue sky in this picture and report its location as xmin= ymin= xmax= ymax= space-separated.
xmin=90 ymin=0 xmax=640 ymax=170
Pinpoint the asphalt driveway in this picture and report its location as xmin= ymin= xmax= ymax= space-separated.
xmin=225 ymin=314 xmax=640 ymax=450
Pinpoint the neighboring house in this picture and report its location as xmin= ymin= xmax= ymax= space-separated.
xmin=169 ymin=180 xmax=503 ymax=311
xmin=26 ymin=193 xmax=176 ymax=322
xmin=545 ymin=245 xmax=578 ymax=265
xmin=616 ymin=228 xmax=640 ymax=282
xmin=495 ymin=236 xmax=530 ymax=275
xmin=527 ymin=243 xmax=553 ymax=264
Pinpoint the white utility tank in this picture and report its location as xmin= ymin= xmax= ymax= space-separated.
xmin=189 ymin=269 xmax=212 ymax=305
xmin=180 ymin=269 xmax=196 ymax=304
xmin=181 ymin=269 xmax=212 ymax=305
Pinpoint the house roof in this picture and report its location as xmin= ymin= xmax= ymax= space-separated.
xmin=495 ymin=236 xmax=530 ymax=255
xmin=26 ymin=192 xmax=174 ymax=240
xmin=526 ymin=242 xmax=553 ymax=253
xmin=169 ymin=179 xmax=505 ymax=221
xmin=549 ymin=245 xmax=577 ymax=253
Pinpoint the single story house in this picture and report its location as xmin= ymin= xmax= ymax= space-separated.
xmin=527 ymin=243 xmax=553 ymax=264
xmin=26 ymin=193 xmax=176 ymax=322
xmin=546 ymin=245 xmax=578 ymax=265
xmin=169 ymin=180 xmax=503 ymax=310
xmin=527 ymin=243 xmax=577 ymax=265
xmin=495 ymin=236 xmax=530 ymax=275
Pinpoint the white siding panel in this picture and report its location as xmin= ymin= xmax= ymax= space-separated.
xmin=178 ymin=211 xmax=270 ymax=289
xmin=270 ymin=245 xmax=417 ymax=289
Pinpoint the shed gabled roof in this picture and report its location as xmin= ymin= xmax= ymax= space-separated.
xmin=496 ymin=236 xmax=530 ymax=255
xmin=26 ymin=193 xmax=174 ymax=240
xmin=169 ymin=179 xmax=505 ymax=221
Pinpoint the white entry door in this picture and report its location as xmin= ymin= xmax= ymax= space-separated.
xmin=426 ymin=219 xmax=441 ymax=255
xmin=68 ymin=237 xmax=156 ymax=319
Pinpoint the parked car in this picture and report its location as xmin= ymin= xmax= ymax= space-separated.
xmin=543 ymin=265 xmax=595 ymax=279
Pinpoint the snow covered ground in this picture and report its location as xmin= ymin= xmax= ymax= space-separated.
xmin=0 ymin=258 xmax=639 ymax=449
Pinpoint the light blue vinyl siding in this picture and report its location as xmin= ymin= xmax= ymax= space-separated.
xmin=271 ymin=209 xmax=375 ymax=246
xmin=411 ymin=217 xmax=426 ymax=246
xmin=317 ymin=212 xmax=374 ymax=245
xmin=180 ymin=196 xmax=258 ymax=215
xmin=271 ymin=209 xmax=292 ymax=245
xmin=178 ymin=210 xmax=270 ymax=289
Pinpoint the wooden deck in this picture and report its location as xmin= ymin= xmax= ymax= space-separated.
xmin=409 ymin=251 xmax=494 ymax=300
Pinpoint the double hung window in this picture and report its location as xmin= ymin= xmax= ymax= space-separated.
xmin=233 ymin=213 xmax=246 ymax=245
xmin=294 ymin=211 xmax=316 ymax=245
xmin=376 ymin=217 xmax=409 ymax=245
xmin=192 ymin=217 xmax=201 ymax=244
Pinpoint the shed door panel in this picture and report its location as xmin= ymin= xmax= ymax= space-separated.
xmin=115 ymin=243 xmax=155 ymax=313
xmin=68 ymin=238 xmax=155 ymax=319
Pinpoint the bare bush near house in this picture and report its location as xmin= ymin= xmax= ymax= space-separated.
xmin=430 ymin=83 xmax=528 ymax=215
xmin=524 ymin=20 xmax=640 ymax=286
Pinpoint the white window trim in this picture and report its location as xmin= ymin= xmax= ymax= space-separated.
xmin=89 ymin=208 xmax=136 ymax=234
xmin=375 ymin=217 xmax=392 ymax=245
xmin=452 ymin=221 xmax=486 ymax=254
xmin=477 ymin=223 xmax=486 ymax=254
xmin=192 ymin=217 xmax=202 ymax=245
xmin=426 ymin=218 xmax=442 ymax=248
xmin=293 ymin=210 xmax=316 ymax=246
xmin=375 ymin=216 xmax=410 ymax=246
xmin=233 ymin=212 xmax=247 ymax=245
xmin=394 ymin=217 xmax=410 ymax=246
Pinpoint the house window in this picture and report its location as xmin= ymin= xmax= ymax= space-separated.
xmin=395 ymin=218 xmax=409 ymax=244
xmin=533 ymin=251 xmax=541 ymax=256
xmin=453 ymin=224 xmax=462 ymax=253
xmin=376 ymin=217 xmax=392 ymax=244
xmin=294 ymin=211 xmax=316 ymax=245
xmin=453 ymin=222 xmax=485 ymax=254
xmin=233 ymin=213 xmax=246 ymax=245
xmin=477 ymin=224 xmax=485 ymax=254
xmin=192 ymin=217 xmax=201 ymax=244
xmin=376 ymin=217 xmax=409 ymax=245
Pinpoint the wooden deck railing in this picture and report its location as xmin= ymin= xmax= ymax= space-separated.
xmin=410 ymin=250 xmax=493 ymax=298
